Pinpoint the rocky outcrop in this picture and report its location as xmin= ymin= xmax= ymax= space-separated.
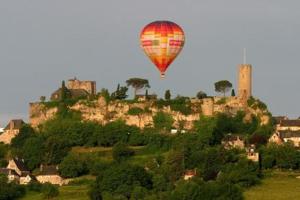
xmin=29 ymin=96 xmax=270 ymax=129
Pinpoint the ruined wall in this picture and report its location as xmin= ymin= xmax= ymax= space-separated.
xmin=0 ymin=129 xmax=19 ymax=144
xmin=67 ymin=79 xmax=96 ymax=95
xmin=29 ymin=96 xmax=270 ymax=129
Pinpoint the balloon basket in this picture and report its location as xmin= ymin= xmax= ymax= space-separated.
xmin=160 ymin=73 xmax=165 ymax=79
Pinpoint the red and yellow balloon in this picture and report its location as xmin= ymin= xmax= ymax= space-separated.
xmin=140 ymin=21 xmax=185 ymax=78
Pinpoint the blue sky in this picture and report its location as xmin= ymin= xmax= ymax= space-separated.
xmin=1 ymin=0 xmax=300 ymax=126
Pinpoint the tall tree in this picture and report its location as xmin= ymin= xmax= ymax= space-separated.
xmin=214 ymin=80 xmax=232 ymax=96
xmin=126 ymin=78 xmax=150 ymax=98
xmin=231 ymin=89 xmax=236 ymax=97
xmin=165 ymin=90 xmax=171 ymax=100
xmin=111 ymin=84 xmax=128 ymax=100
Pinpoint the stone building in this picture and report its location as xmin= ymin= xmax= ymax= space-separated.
xmin=0 ymin=119 xmax=24 ymax=144
xmin=36 ymin=165 xmax=68 ymax=186
xmin=238 ymin=64 xmax=252 ymax=101
xmin=276 ymin=119 xmax=300 ymax=131
xmin=269 ymin=131 xmax=300 ymax=147
xmin=50 ymin=78 xmax=96 ymax=101
xmin=67 ymin=78 xmax=96 ymax=95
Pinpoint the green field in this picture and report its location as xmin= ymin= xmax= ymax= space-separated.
xmin=245 ymin=171 xmax=300 ymax=200
xmin=21 ymin=185 xmax=89 ymax=200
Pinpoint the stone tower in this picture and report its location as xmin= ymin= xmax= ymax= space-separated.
xmin=238 ymin=64 xmax=252 ymax=100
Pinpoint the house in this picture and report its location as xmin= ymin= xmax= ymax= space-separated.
xmin=222 ymin=134 xmax=245 ymax=149
xmin=269 ymin=131 xmax=300 ymax=147
xmin=7 ymin=158 xmax=30 ymax=177
xmin=276 ymin=119 xmax=300 ymax=131
xmin=36 ymin=165 xmax=68 ymax=186
xmin=246 ymin=145 xmax=259 ymax=162
xmin=0 ymin=119 xmax=24 ymax=144
xmin=273 ymin=116 xmax=288 ymax=125
xmin=0 ymin=158 xmax=33 ymax=184
xmin=0 ymin=168 xmax=20 ymax=183
xmin=20 ymin=173 xmax=36 ymax=185
xmin=183 ymin=169 xmax=197 ymax=180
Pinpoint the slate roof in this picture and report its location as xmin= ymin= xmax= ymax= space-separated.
xmin=280 ymin=120 xmax=300 ymax=127
xmin=38 ymin=165 xmax=59 ymax=176
xmin=4 ymin=119 xmax=24 ymax=130
xmin=13 ymin=158 xmax=30 ymax=172
xmin=0 ymin=168 xmax=19 ymax=176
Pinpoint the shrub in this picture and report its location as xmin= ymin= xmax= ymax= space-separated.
xmin=59 ymin=153 xmax=87 ymax=178
xmin=112 ymin=143 xmax=134 ymax=162
xmin=153 ymin=112 xmax=174 ymax=131
xmin=127 ymin=107 xmax=144 ymax=115
xmin=42 ymin=183 xmax=59 ymax=199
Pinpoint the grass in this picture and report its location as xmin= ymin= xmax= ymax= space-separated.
xmin=21 ymin=185 xmax=90 ymax=200
xmin=245 ymin=171 xmax=300 ymax=200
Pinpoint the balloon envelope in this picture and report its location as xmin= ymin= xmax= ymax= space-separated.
xmin=140 ymin=21 xmax=185 ymax=78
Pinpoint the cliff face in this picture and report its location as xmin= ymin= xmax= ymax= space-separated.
xmin=29 ymin=96 xmax=270 ymax=129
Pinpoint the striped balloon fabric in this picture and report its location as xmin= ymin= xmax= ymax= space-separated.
xmin=140 ymin=21 xmax=185 ymax=78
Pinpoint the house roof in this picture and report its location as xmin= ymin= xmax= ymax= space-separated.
xmin=279 ymin=131 xmax=300 ymax=138
xmin=38 ymin=165 xmax=59 ymax=176
xmin=4 ymin=119 xmax=24 ymax=130
xmin=0 ymin=168 xmax=19 ymax=176
xmin=273 ymin=116 xmax=288 ymax=124
xmin=12 ymin=158 xmax=29 ymax=172
xmin=280 ymin=120 xmax=300 ymax=127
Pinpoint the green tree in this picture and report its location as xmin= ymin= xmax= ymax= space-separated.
xmin=111 ymin=84 xmax=128 ymax=100
xmin=112 ymin=143 xmax=134 ymax=163
xmin=59 ymin=153 xmax=87 ymax=178
xmin=196 ymin=91 xmax=207 ymax=99
xmin=21 ymin=137 xmax=45 ymax=170
xmin=42 ymin=183 xmax=59 ymax=199
xmin=126 ymin=78 xmax=150 ymax=98
xmin=231 ymin=89 xmax=236 ymax=96
xmin=11 ymin=124 xmax=35 ymax=149
xmin=214 ymin=80 xmax=232 ymax=96
xmin=0 ymin=174 xmax=26 ymax=200
xmin=153 ymin=112 xmax=174 ymax=131
xmin=98 ymin=88 xmax=110 ymax=102
xmin=165 ymin=90 xmax=171 ymax=100
xmin=162 ymin=149 xmax=185 ymax=182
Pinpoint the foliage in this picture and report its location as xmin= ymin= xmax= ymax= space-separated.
xmin=98 ymin=88 xmax=110 ymax=103
xmin=126 ymin=78 xmax=150 ymax=97
xmin=154 ymin=97 xmax=192 ymax=115
xmin=261 ymin=142 xmax=300 ymax=169
xmin=11 ymin=124 xmax=35 ymax=149
xmin=21 ymin=136 xmax=45 ymax=170
xmin=59 ymin=153 xmax=87 ymax=178
xmin=247 ymin=96 xmax=268 ymax=111
xmin=162 ymin=149 xmax=184 ymax=182
xmin=215 ymin=97 xmax=226 ymax=105
xmin=196 ymin=91 xmax=207 ymax=99
xmin=214 ymin=80 xmax=233 ymax=96
xmin=112 ymin=143 xmax=134 ymax=163
xmin=41 ymin=183 xmax=59 ymax=199
xmin=231 ymin=89 xmax=236 ymax=96
xmin=93 ymin=164 xmax=152 ymax=199
xmin=164 ymin=90 xmax=171 ymax=100
xmin=111 ymin=84 xmax=128 ymax=100
xmin=153 ymin=112 xmax=174 ymax=131
xmin=127 ymin=107 xmax=144 ymax=116
xmin=0 ymin=174 xmax=26 ymax=200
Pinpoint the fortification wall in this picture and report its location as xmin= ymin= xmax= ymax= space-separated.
xmin=67 ymin=79 xmax=96 ymax=95
xmin=28 ymin=96 xmax=270 ymax=129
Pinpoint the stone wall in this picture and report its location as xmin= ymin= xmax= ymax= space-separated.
xmin=29 ymin=96 xmax=270 ymax=129
xmin=0 ymin=130 xmax=19 ymax=144
xmin=67 ymin=79 xmax=96 ymax=95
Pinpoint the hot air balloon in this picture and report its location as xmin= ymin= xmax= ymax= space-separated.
xmin=140 ymin=21 xmax=185 ymax=78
